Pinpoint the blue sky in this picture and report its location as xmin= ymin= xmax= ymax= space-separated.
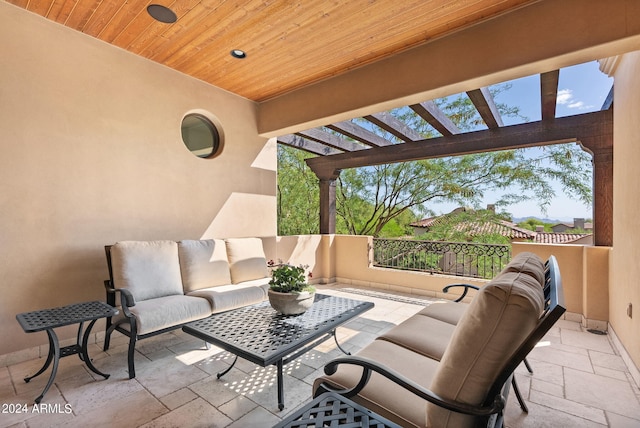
xmin=430 ymin=60 xmax=613 ymax=222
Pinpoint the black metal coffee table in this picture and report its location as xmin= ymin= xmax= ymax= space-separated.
xmin=182 ymin=293 xmax=374 ymax=410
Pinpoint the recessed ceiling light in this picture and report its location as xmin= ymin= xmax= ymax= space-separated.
xmin=230 ymin=49 xmax=247 ymax=59
xmin=147 ymin=4 xmax=177 ymax=24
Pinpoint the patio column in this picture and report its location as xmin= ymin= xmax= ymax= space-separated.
xmin=580 ymin=116 xmax=613 ymax=247
xmin=319 ymin=177 xmax=337 ymax=234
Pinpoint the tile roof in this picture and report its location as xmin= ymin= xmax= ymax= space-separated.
xmin=411 ymin=212 xmax=593 ymax=244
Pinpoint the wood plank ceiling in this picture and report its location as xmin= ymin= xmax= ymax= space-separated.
xmin=8 ymin=0 xmax=538 ymax=102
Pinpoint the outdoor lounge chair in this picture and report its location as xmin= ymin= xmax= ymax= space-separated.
xmin=313 ymin=254 xmax=565 ymax=428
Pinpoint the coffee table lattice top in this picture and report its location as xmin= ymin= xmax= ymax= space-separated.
xmin=184 ymin=294 xmax=373 ymax=365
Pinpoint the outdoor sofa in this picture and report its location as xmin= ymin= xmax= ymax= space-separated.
xmin=102 ymin=237 xmax=271 ymax=378
xmin=313 ymin=252 xmax=565 ymax=428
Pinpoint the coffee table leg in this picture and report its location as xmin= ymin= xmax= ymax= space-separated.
xmin=217 ymin=354 xmax=238 ymax=379
xmin=277 ymin=359 xmax=284 ymax=411
xmin=332 ymin=330 xmax=351 ymax=355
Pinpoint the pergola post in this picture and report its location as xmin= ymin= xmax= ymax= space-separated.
xmin=581 ymin=133 xmax=613 ymax=247
xmin=319 ymin=177 xmax=337 ymax=234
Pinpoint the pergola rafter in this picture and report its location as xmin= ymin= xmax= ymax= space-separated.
xmin=541 ymin=70 xmax=560 ymax=120
xmin=276 ymin=69 xmax=614 ymax=246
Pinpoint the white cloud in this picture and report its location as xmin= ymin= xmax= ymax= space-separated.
xmin=557 ymin=89 xmax=573 ymax=104
xmin=557 ymin=88 xmax=592 ymax=110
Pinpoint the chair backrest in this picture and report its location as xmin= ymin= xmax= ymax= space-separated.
xmin=427 ymin=255 xmax=565 ymax=428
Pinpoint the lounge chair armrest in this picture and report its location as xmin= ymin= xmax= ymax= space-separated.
xmin=443 ymin=283 xmax=480 ymax=302
xmin=319 ymin=355 xmax=505 ymax=417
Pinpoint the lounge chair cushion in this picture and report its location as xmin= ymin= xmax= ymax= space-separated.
xmin=178 ymin=239 xmax=232 ymax=292
xmin=313 ymin=339 xmax=439 ymax=428
xmin=417 ymin=302 xmax=468 ymax=326
xmin=188 ymin=282 xmax=268 ymax=313
xmin=426 ymin=270 xmax=544 ymax=428
xmin=377 ymin=315 xmax=455 ymax=361
xmin=225 ymin=238 xmax=270 ymax=284
xmin=503 ymin=251 xmax=545 ymax=285
xmin=111 ymin=295 xmax=212 ymax=335
xmin=110 ymin=240 xmax=183 ymax=301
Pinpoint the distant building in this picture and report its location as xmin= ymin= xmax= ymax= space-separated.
xmin=411 ymin=208 xmax=593 ymax=245
xmin=551 ymin=218 xmax=593 ymax=233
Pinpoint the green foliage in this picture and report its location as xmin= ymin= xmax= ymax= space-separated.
xmin=517 ymin=218 xmax=552 ymax=232
xmin=277 ymin=146 xmax=319 ymax=235
xmin=268 ymin=262 xmax=315 ymax=293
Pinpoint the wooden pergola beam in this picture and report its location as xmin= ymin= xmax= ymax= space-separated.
xmin=409 ymin=101 xmax=460 ymax=136
xmin=467 ymin=87 xmax=504 ymax=129
xmin=307 ymin=110 xmax=612 ymax=179
xmin=364 ymin=112 xmax=423 ymax=142
xmin=278 ymin=134 xmax=343 ymax=156
xmin=326 ymin=121 xmax=392 ymax=148
xmin=296 ymin=128 xmax=366 ymax=152
xmin=541 ymin=70 xmax=560 ymax=120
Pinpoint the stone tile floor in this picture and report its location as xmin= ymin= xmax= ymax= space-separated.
xmin=1 ymin=283 xmax=639 ymax=427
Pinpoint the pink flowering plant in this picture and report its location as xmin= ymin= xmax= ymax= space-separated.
xmin=267 ymin=260 xmax=315 ymax=293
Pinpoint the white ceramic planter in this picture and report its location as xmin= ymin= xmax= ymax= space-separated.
xmin=267 ymin=289 xmax=315 ymax=315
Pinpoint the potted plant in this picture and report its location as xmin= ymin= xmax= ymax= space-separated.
xmin=267 ymin=260 xmax=316 ymax=315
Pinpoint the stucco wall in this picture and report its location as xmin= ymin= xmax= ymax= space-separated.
xmin=609 ymin=51 xmax=640 ymax=373
xmin=0 ymin=3 xmax=276 ymax=356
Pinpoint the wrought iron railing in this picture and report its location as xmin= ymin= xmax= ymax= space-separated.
xmin=372 ymin=238 xmax=511 ymax=279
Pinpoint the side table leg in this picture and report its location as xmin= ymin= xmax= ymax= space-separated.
xmin=24 ymin=330 xmax=55 ymax=383
xmin=81 ymin=319 xmax=110 ymax=379
xmin=277 ymin=359 xmax=284 ymax=411
xmin=34 ymin=329 xmax=60 ymax=404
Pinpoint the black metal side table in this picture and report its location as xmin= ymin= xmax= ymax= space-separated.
xmin=274 ymin=391 xmax=402 ymax=428
xmin=16 ymin=301 xmax=118 ymax=403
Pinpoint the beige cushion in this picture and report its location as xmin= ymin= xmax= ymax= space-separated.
xmin=313 ymin=339 xmax=438 ymax=428
xmin=417 ymin=302 xmax=468 ymax=326
xmin=111 ymin=295 xmax=212 ymax=335
xmin=378 ymin=315 xmax=455 ymax=361
xmin=110 ymin=241 xmax=183 ymax=301
xmin=225 ymin=238 xmax=269 ymax=284
xmin=187 ymin=283 xmax=267 ymax=313
xmin=426 ymin=271 xmax=544 ymax=428
xmin=178 ymin=239 xmax=231 ymax=292
xmin=503 ymin=252 xmax=545 ymax=285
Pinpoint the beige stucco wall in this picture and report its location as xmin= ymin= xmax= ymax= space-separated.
xmin=0 ymin=3 xmax=276 ymax=356
xmin=513 ymin=243 xmax=610 ymax=330
xmin=608 ymin=51 xmax=640 ymax=374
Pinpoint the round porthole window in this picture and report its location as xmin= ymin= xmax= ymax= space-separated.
xmin=181 ymin=113 xmax=221 ymax=158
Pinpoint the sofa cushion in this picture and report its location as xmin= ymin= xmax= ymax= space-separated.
xmin=378 ymin=315 xmax=455 ymax=361
xmin=187 ymin=282 xmax=267 ymax=313
xmin=225 ymin=238 xmax=270 ymax=284
xmin=110 ymin=241 xmax=183 ymax=301
xmin=426 ymin=270 xmax=544 ymax=428
xmin=313 ymin=339 xmax=438 ymax=428
xmin=178 ymin=239 xmax=232 ymax=292
xmin=111 ymin=295 xmax=212 ymax=335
